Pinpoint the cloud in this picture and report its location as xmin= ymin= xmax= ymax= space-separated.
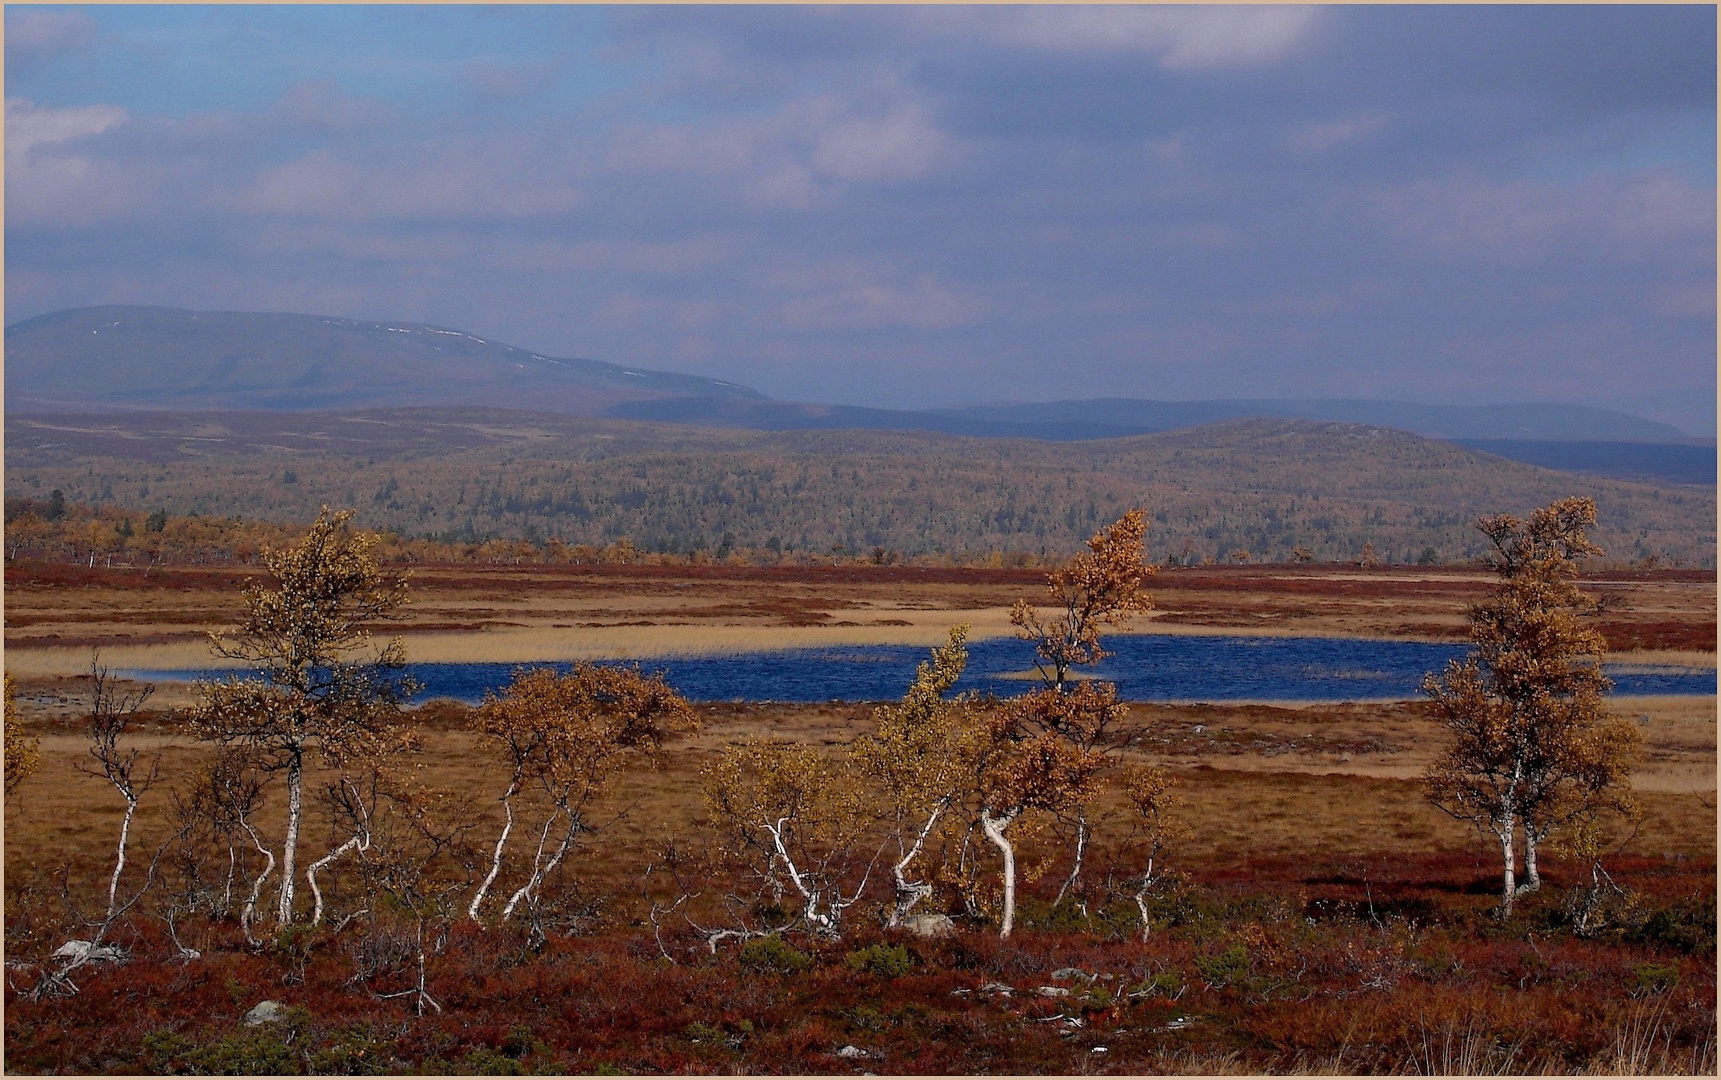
xmin=238 ymin=141 xmax=583 ymax=222
xmin=4 ymin=97 xmax=138 ymax=224
xmin=606 ymin=80 xmax=960 ymax=210
xmin=1286 ymin=113 xmax=1389 ymax=154
xmin=1371 ymin=169 xmax=1714 ymax=264
xmin=268 ymin=80 xmax=393 ymax=132
xmin=909 ymin=5 xmax=1321 ymax=69
xmin=777 ymin=273 xmax=989 ymax=332
xmin=5 ymin=9 xmax=97 ymax=67
xmin=5 ymin=96 xmax=126 ymax=157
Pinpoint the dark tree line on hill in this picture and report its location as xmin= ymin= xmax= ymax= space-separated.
xmin=6 ymin=419 xmax=1714 ymax=568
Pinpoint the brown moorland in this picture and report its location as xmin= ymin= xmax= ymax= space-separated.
xmin=3 ymin=551 xmax=1714 ymax=1074
xmin=4 ymin=691 xmax=1715 ymax=1074
xmin=4 ymin=561 xmax=1713 ymax=678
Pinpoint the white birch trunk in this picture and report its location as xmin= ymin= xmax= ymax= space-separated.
xmin=277 ymin=750 xmax=303 ymax=925
xmin=106 ymin=792 xmax=138 ymax=920
xmin=468 ymin=779 xmax=519 ymax=924
xmin=980 ymin=808 xmax=1019 ymax=938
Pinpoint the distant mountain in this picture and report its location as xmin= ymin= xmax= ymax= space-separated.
xmin=8 ymin=305 xmax=1691 ymax=446
xmin=3 ymin=306 xmax=763 ymax=414
xmin=609 ymin=395 xmax=1690 ymax=442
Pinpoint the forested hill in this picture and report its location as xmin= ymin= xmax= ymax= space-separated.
xmin=5 ymin=409 xmax=1714 ymax=567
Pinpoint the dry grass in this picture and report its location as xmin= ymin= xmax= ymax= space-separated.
xmin=7 ymin=561 xmax=1712 ymax=675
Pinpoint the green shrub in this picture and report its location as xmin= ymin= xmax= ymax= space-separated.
xmin=739 ymin=935 xmax=813 ymax=975
xmin=1195 ymin=944 xmax=1252 ymax=989
xmin=684 ymin=1021 xmax=725 ymax=1045
xmin=182 ymin=1032 xmax=299 ymax=1075
xmin=846 ymin=943 xmax=913 ymax=978
xmin=428 ymin=1047 xmax=524 ymax=1075
xmin=1632 ymin=962 xmax=1681 ymax=995
xmin=1633 ymin=895 xmax=1716 ymax=954
xmin=1127 ymin=971 xmax=1185 ymax=1000
xmin=846 ymin=1004 xmax=888 ymax=1032
xmin=303 ymin=1028 xmax=390 ymax=1075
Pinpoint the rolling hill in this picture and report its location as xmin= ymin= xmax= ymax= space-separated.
xmin=5 ymin=408 xmax=1713 ymax=567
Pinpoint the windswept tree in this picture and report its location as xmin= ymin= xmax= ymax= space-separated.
xmin=188 ymin=507 xmax=414 ymax=927
xmin=1007 ymin=510 xmax=1156 ymax=905
xmin=5 ymin=673 xmax=41 ymax=798
xmin=703 ymin=739 xmax=875 ymax=940
xmin=468 ymin=664 xmax=697 ymax=928
xmin=971 ymin=692 xmax=1106 ymax=937
xmin=1119 ymin=763 xmax=1185 ymax=940
xmin=1010 ymin=508 xmax=1156 ymax=689
xmin=81 ymin=660 xmax=161 ymax=921
xmin=852 ymin=626 xmax=981 ymax=926
xmin=1423 ymin=497 xmax=1642 ymax=917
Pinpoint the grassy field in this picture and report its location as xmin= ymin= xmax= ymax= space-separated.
xmin=4 ymin=561 xmax=1713 ymax=678
xmin=4 ymin=562 xmax=1715 ymax=1074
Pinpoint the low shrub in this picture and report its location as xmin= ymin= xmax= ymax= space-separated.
xmin=1633 ymin=894 xmax=1716 ymax=954
xmin=1195 ymin=943 xmax=1252 ymax=988
xmin=738 ymin=935 xmax=813 ymax=975
xmin=846 ymin=943 xmax=913 ymax=978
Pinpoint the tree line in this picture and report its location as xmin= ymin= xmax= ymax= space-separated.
xmin=9 ymin=417 xmax=1713 ymax=567
xmin=3 ymin=500 xmax=1644 ymax=1004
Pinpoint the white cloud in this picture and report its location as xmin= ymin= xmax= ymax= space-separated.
xmin=606 ymin=83 xmax=959 ymax=208
xmin=5 ymin=96 xmax=126 ymax=158
xmin=5 ymin=10 xmax=98 ymax=66
xmin=239 ymin=141 xmax=583 ymax=221
xmin=4 ymin=97 xmax=137 ymax=224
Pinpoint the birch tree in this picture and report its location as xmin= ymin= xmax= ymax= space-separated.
xmin=972 ymin=691 xmax=1105 ymax=937
xmin=80 ymin=661 xmax=160 ymax=921
xmin=4 ymin=673 xmax=41 ymax=798
xmin=1009 ymin=508 xmax=1156 ymax=689
xmin=468 ymin=664 xmax=697 ymax=927
xmin=1423 ymin=497 xmax=1641 ymax=917
xmin=1007 ymin=510 xmax=1155 ymax=904
xmin=852 ymin=626 xmax=980 ymax=926
xmin=1119 ymin=764 xmax=1184 ymax=940
xmin=188 ymin=507 xmax=413 ymax=927
xmin=703 ymin=739 xmax=875 ymax=939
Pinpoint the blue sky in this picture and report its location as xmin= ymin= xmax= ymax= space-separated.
xmin=7 ymin=5 xmax=1716 ymax=432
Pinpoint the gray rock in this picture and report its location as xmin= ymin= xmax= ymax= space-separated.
xmin=1050 ymin=967 xmax=1094 ymax=982
xmin=244 ymin=1001 xmax=287 ymax=1027
xmin=979 ymin=981 xmax=1014 ymax=997
xmin=1036 ymin=985 xmax=1071 ymax=998
xmin=901 ymin=913 xmax=955 ymax=938
xmin=836 ymin=1045 xmax=870 ymax=1059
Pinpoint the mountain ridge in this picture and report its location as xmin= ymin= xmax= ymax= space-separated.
xmin=3 ymin=305 xmax=762 ymax=414
xmin=5 ymin=305 xmax=1693 ymax=442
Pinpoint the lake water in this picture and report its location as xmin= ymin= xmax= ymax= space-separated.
xmin=127 ymin=634 xmax=1715 ymax=704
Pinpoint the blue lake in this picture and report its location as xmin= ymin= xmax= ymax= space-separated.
xmin=127 ymin=634 xmax=1715 ymax=704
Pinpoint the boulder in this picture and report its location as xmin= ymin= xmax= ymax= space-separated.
xmin=901 ymin=913 xmax=955 ymax=939
xmin=244 ymin=1001 xmax=287 ymax=1027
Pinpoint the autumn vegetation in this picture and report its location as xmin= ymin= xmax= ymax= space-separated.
xmin=3 ymin=503 xmax=1714 ymax=1074
xmin=8 ymin=413 xmax=1715 ymax=568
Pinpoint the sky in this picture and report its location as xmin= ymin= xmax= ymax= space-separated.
xmin=6 ymin=5 xmax=1716 ymax=433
